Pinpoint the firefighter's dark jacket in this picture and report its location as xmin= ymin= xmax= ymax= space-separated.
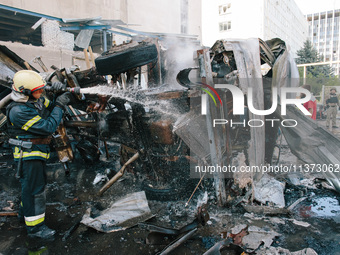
xmin=6 ymin=96 xmax=63 ymax=161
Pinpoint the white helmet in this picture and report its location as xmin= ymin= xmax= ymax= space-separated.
xmin=12 ymin=70 xmax=46 ymax=95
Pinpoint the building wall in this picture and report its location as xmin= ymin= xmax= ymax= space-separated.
xmin=263 ymin=0 xmax=307 ymax=58
xmin=1 ymin=0 xmax=201 ymax=45
xmin=0 ymin=0 xmax=125 ymax=20
xmin=0 ymin=40 xmax=94 ymax=72
xmin=217 ymin=0 xmax=263 ymax=41
xmin=201 ymin=0 xmax=307 ymax=57
xmin=201 ymin=0 xmax=220 ymax=47
xmin=307 ymin=9 xmax=340 ymax=75
xmin=187 ymin=0 xmax=202 ymax=40
xmin=125 ymin=0 xmax=181 ymax=34
xmin=123 ymin=0 xmax=201 ymax=37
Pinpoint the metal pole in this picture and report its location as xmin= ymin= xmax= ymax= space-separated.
xmin=304 ymin=66 xmax=307 ymax=84
xmin=198 ymin=49 xmax=227 ymax=206
xmin=296 ymin=60 xmax=340 ymax=67
xmin=103 ymin=30 xmax=108 ymax=81
xmin=138 ymin=66 xmax=141 ymax=88
xmin=103 ymin=30 xmax=107 ymax=52
xmin=322 ymin=85 xmax=325 ymax=104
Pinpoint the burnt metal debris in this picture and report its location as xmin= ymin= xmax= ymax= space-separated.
xmin=0 ymin=37 xmax=339 ymax=200
xmin=0 ymin=37 xmax=339 ymax=254
xmin=138 ymin=199 xmax=209 ymax=254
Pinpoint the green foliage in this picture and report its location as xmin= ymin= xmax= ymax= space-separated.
xmin=296 ymin=40 xmax=338 ymax=96
xmin=296 ymin=40 xmax=319 ymax=64
xmin=301 ymin=75 xmax=340 ymax=96
xmin=296 ymin=40 xmax=333 ymax=78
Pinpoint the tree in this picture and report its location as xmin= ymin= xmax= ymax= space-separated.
xmin=296 ymin=40 xmax=337 ymax=96
xmin=296 ymin=40 xmax=333 ymax=78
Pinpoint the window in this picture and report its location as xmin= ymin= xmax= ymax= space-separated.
xmin=219 ymin=21 xmax=232 ymax=32
xmin=219 ymin=3 xmax=231 ymax=15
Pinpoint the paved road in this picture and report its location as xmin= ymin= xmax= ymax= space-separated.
xmin=316 ymin=117 xmax=340 ymax=138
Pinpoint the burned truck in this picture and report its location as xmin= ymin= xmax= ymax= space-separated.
xmin=1 ymin=37 xmax=339 ymax=205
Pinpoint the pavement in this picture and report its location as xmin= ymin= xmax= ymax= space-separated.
xmin=317 ymin=116 xmax=340 ymax=138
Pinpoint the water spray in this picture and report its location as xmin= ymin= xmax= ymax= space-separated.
xmin=45 ymin=84 xmax=183 ymax=119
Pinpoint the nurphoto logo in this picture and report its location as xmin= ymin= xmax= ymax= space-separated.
xmin=200 ymin=84 xmax=312 ymax=128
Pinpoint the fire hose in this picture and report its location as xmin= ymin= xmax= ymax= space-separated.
xmin=44 ymin=85 xmax=81 ymax=94
xmin=0 ymin=93 xmax=12 ymax=109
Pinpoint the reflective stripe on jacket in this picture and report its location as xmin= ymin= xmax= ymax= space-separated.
xmin=7 ymin=96 xmax=63 ymax=161
xmin=13 ymin=146 xmax=50 ymax=160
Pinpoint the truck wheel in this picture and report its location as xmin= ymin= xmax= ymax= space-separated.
xmin=142 ymin=180 xmax=184 ymax=201
xmin=95 ymin=42 xmax=158 ymax=75
xmin=142 ymin=178 xmax=196 ymax=201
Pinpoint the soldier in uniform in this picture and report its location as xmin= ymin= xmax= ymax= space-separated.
xmin=325 ymin=87 xmax=339 ymax=129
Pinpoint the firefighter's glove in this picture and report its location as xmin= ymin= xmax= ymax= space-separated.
xmin=51 ymin=81 xmax=66 ymax=92
xmin=55 ymin=92 xmax=74 ymax=110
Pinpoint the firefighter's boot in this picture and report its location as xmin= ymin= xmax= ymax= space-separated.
xmin=27 ymin=224 xmax=56 ymax=239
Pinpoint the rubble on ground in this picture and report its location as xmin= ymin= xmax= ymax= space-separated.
xmin=0 ymin=37 xmax=339 ymax=254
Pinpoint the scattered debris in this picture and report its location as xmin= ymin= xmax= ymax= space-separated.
xmin=185 ymin=174 xmax=206 ymax=207
xmin=254 ymin=174 xmax=286 ymax=208
xmin=1 ymin=201 xmax=14 ymax=211
xmin=203 ymin=238 xmax=241 ymax=255
xmin=243 ymin=213 xmax=264 ymax=221
xmin=230 ymin=224 xmax=248 ymax=235
xmin=290 ymin=219 xmax=310 ymax=228
xmin=139 ymin=199 xmax=209 ymax=254
xmin=92 ymin=172 xmax=109 ymax=185
xmin=0 ymin=34 xmax=340 ymax=254
xmin=319 ymin=179 xmax=337 ymax=191
xmin=232 ymin=152 xmax=253 ymax=189
xmin=0 ymin=211 xmax=18 ymax=217
xmin=287 ymin=197 xmax=308 ymax=211
xmin=158 ymin=228 xmax=197 ymax=255
xmin=141 ymin=219 xmax=199 ymax=245
xmin=257 ymin=247 xmax=318 ymax=255
xmin=205 ymin=224 xmax=281 ymax=254
xmin=242 ymin=204 xmax=289 ymax=215
xmin=266 ymin=217 xmax=286 ymax=225
xmin=230 ymin=225 xmax=249 ymax=246
xmin=81 ymin=191 xmax=153 ymax=233
xmin=62 ymin=220 xmax=81 ymax=242
xmin=98 ymin=152 xmax=139 ymax=196
xmin=242 ymin=225 xmax=280 ymax=250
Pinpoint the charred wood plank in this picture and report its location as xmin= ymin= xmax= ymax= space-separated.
xmin=0 ymin=211 xmax=18 ymax=217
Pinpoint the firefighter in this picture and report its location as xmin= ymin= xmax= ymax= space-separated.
xmin=6 ymin=70 xmax=73 ymax=239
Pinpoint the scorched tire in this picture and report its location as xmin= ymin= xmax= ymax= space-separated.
xmin=95 ymin=42 xmax=158 ymax=75
xmin=142 ymin=180 xmax=184 ymax=201
xmin=142 ymin=178 xmax=196 ymax=201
